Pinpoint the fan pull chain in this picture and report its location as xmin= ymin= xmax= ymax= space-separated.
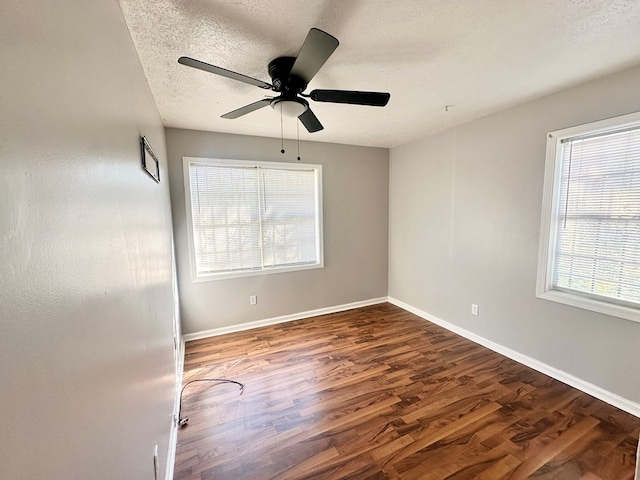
xmin=297 ymin=120 xmax=301 ymax=161
xmin=280 ymin=107 xmax=285 ymax=154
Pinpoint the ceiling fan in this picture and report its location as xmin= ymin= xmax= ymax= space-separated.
xmin=178 ymin=28 xmax=390 ymax=133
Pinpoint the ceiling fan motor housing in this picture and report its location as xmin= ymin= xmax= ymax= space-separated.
xmin=268 ymin=57 xmax=307 ymax=94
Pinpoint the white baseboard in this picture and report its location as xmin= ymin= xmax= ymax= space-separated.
xmin=388 ymin=297 xmax=640 ymax=418
xmin=182 ymin=297 xmax=389 ymax=343
xmin=636 ymin=435 xmax=639 ymax=480
xmin=165 ymin=337 xmax=185 ymax=480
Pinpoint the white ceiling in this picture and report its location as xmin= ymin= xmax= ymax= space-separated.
xmin=119 ymin=0 xmax=640 ymax=148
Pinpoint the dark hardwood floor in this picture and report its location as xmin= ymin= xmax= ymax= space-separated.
xmin=173 ymin=303 xmax=640 ymax=480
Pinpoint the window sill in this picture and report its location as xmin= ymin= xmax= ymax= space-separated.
xmin=536 ymin=289 xmax=640 ymax=323
xmin=191 ymin=262 xmax=324 ymax=283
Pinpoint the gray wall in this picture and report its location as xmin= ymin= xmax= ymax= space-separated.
xmin=166 ymin=128 xmax=389 ymax=335
xmin=389 ymin=65 xmax=640 ymax=403
xmin=0 ymin=1 xmax=177 ymax=479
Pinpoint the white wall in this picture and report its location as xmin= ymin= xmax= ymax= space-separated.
xmin=0 ymin=1 xmax=177 ymax=479
xmin=389 ymin=65 xmax=640 ymax=404
xmin=165 ymin=128 xmax=389 ymax=335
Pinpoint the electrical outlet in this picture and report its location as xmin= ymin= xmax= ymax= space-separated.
xmin=153 ymin=445 xmax=159 ymax=480
xmin=471 ymin=304 xmax=479 ymax=316
xmin=249 ymin=295 xmax=257 ymax=305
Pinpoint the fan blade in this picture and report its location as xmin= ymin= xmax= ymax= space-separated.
xmin=289 ymin=28 xmax=339 ymax=84
xmin=310 ymin=90 xmax=390 ymax=107
xmin=221 ymin=99 xmax=273 ymax=119
xmin=298 ymin=108 xmax=323 ymax=133
xmin=178 ymin=57 xmax=272 ymax=90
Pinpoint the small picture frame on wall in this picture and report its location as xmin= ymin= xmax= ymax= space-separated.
xmin=140 ymin=135 xmax=160 ymax=183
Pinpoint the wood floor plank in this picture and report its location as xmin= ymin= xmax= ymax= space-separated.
xmin=173 ymin=303 xmax=640 ymax=479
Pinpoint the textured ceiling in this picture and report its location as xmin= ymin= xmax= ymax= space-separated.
xmin=119 ymin=0 xmax=640 ymax=148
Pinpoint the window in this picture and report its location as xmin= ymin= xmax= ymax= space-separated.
xmin=537 ymin=112 xmax=640 ymax=322
xmin=183 ymin=157 xmax=323 ymax=281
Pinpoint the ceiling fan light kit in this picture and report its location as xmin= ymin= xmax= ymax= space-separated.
xmin=178 ymin=28 xmax=390 ymax=134
xmin=271 ymin=97 xmax=308 ymax=118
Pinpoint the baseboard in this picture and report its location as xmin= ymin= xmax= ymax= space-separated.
xmin=182 ymin=297 xmax=389 ymax=342
xmin=388 ymin=297 xmax=640 ymax=418
xmin=636 ymin=435 xmax=639 ymax=480
xmin=165 ymin=336 xmax=185 ymax=480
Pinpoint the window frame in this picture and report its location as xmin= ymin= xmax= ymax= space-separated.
xmin=183 ymin=157 xmax=324 ymax=282
xmin=536 ymin=111 xmax=640 ymax=323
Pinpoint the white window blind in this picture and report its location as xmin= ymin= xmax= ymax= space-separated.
xmin=550 ymin=123 xmax=640 ymax=308
xmin=185 ymin=159 xmax=322 ymax=279
xmin=259 ymin=168 xmax=319 ymax=268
